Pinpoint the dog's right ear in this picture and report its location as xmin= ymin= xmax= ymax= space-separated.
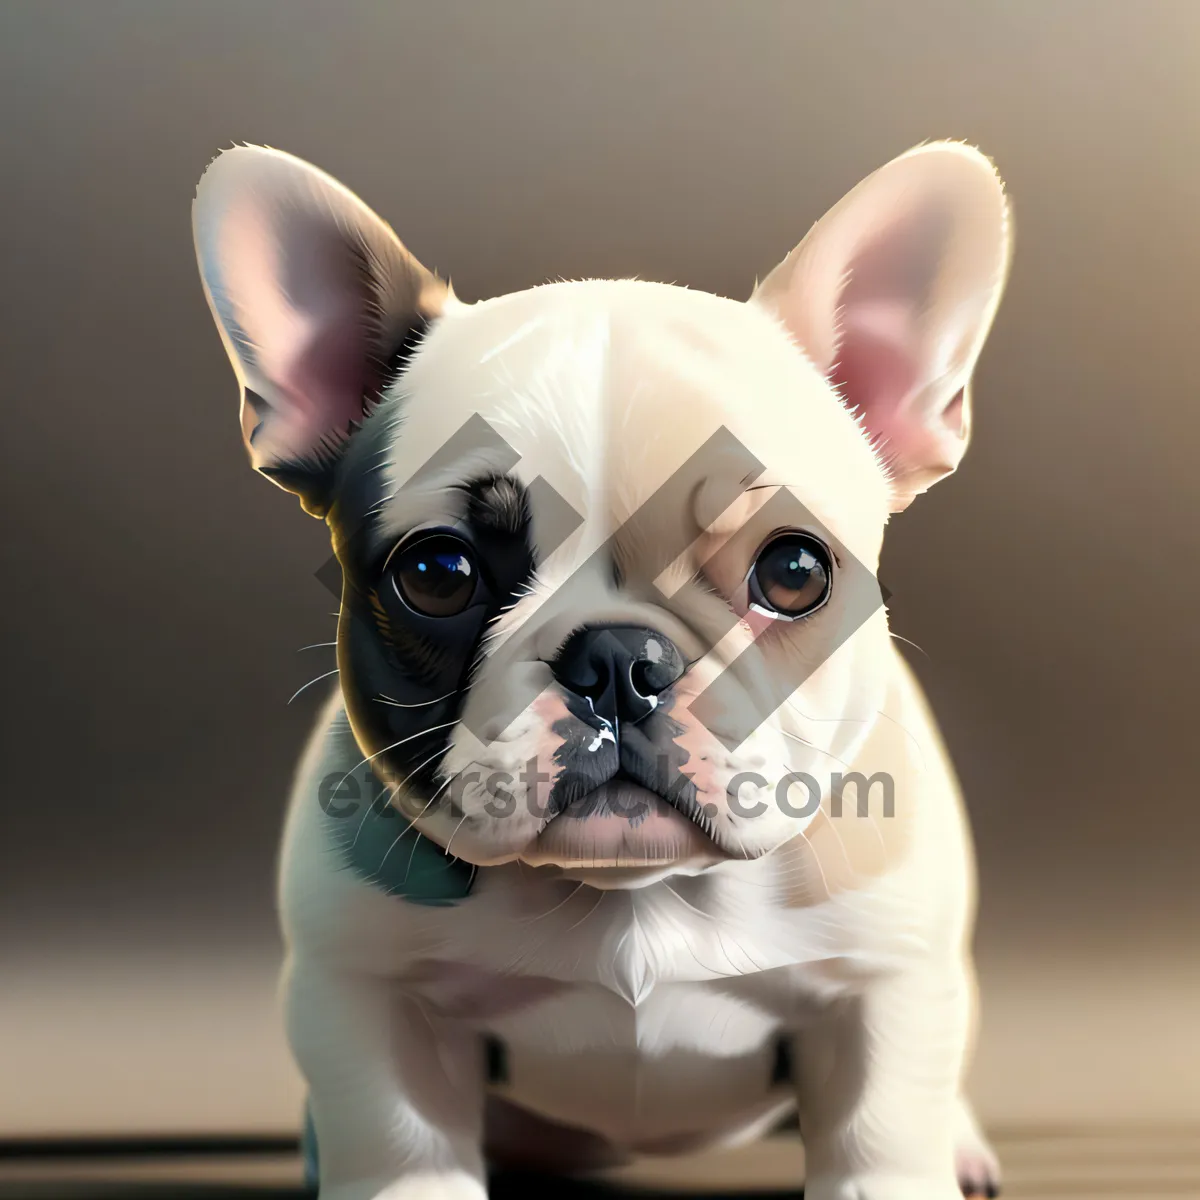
xmin=193 ymin=146 xmax=449 ymax=517
xmin=752 ymin=142 xmax=1010 ymax=512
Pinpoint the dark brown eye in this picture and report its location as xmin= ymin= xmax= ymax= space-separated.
xmin=749 ymin=534 xmax=832 ymax=619
xmin=390 ymin=535 xmax=479 ymax=617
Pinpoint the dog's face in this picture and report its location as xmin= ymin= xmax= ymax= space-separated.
xmin=195 ymin=143 xmax=1009 ymax=886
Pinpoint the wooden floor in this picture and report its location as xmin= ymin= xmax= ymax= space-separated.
xmin=2 ymin=1129 xmax=1198 ymax=1199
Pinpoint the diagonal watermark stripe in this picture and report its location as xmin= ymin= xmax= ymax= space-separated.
xmin=317 ymin=413 xmax=584 ymax=602
xmin=684 ymin=487 xmax=887 ymax=748
xmin=403 ymin=411 xmax=521 ymax=488
xmin=315 ymin=413 xmax=889 ymax=753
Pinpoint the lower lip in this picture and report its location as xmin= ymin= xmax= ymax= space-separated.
xmin=522 ymin=780 xmax=720 ymax=869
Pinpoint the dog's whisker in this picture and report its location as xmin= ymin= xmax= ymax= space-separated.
xmin=425 ymin=770 xmax=459 ymax=805
xmin=442 ymin=812 xmax=471 ymax=859
xmin=376 ymin=690 xmax=457 ymax=709
xmin=889 ymin=632 xmax=929 ymax=659
xmin=375 ymin=767 xmax=463 ymax=872
xmin=378 ymin=814 xmax=429 ymax=874
xmin=396 ymin=831 xmax=424 ymax=880
xmin=374 ymin=823 xmax=409 ymax=872
xmin=343 ymin=722 xmax=459 ymax=848
xmin=816 ymin=809 xmax=861 ymax=891
xmin=376 ymin=770 xmax=460 ymax=852
xmin=288 ymin=668 xmax=339 ymax=705
xmin=404 ymin=745 xmax=455 ymax=788
xmin=871 ymin=707 xmax=928 ymax=769
xmin=779 ymin=729 xmax=853 ymax=772
xmin=298 ymin=641 xmax=338 ymax=653
xmin=785 ymin=699 xmax=874 ymax=726
xmin=564 ymin=888 xmax=607 ymax=934
xmin=522 ymin=881 xmax=586 ymax=925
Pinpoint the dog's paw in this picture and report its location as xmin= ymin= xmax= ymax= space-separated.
xmin=954 ymin=1104 xmax=1001 ymax=1196
xmin=804 ymin=1175 xmax=963 ymax=1200
xmin=956 ymin=1139 xmax=1001 ymax=1197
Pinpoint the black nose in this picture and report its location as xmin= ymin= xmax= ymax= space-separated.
xmin=550 ymin=625 xmax=687 ymax=726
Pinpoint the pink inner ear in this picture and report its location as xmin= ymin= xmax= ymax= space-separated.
xmin=757 ymin=161 xmax=1003 ymax=505
xmin=225 ymin=207 xmax=377 ymax=464
xmin=268 ymin=315 xmax=373 ymax=460
xmin=829 ymin=301 xmax=923 ymax=463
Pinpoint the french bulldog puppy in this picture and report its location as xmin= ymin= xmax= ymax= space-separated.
xmin=193 ymin=140 xmax=1010 ymax=1200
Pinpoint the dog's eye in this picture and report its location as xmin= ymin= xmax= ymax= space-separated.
xmin=390 ymin=534 xmax=480 ymax=617
xmin=749 ymin=534 xmax=832 ymax=620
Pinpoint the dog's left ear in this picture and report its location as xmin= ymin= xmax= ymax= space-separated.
xmin=193 ymin=145 xmax=450 ymax=517
xmin=752 ymin=141 xmax=1011 ymax=511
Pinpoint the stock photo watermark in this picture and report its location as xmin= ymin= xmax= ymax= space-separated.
xmin=316 ymin=760 xmax=897 ymax=824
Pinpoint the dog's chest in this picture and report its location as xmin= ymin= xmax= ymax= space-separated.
xmin=415 ymin=957 xmax=795 ymax=1145
xmin=494 ymin=979 xmax=791 ymax=1145
xmin=402 ymin=873 xmax=846 ymax=1144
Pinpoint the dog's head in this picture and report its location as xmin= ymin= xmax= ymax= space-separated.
xmin=194 ymin=142 xmax=1009 ymax=886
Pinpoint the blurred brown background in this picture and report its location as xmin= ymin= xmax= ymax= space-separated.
xmin=1 ymin=0 xmax=1197 ymax=1154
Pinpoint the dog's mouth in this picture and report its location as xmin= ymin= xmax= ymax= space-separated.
xmin=522 ymin=754 xmax=728 ymax=871
xmin=516 ymin=698 xmax=734 ymax=871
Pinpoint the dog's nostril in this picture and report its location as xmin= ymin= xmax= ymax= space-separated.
xmin=574 ymin=664 xmax=610 ymax=702
xmin=629 ymin=660 xmax=656 ymax=698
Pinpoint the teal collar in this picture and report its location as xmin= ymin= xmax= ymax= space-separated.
xmin=322 ymin=763 xmax=476 ymax=906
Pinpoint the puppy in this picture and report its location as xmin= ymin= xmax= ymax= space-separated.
xmin=193 ymin=140 xmax=1010 ymax=1200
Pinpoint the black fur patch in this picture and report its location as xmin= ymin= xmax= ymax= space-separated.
xmin=325 ymin=437 xmax=537 ymax=814
xmin=466 ymin=475 xmax=531 ymax=537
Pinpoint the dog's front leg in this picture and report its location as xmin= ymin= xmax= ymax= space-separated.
xmin=797 ymin=963 xmax=970 ymax=1200
xmin=285 ymin=958 xmax=487 ymax=1200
